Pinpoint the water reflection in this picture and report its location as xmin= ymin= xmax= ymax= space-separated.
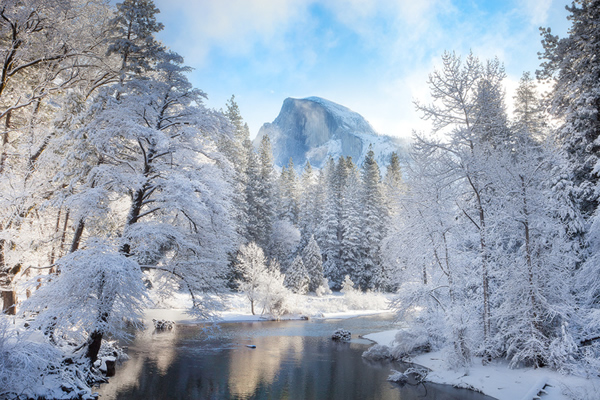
xmin=96 ymin=316 xmax=494 ymax=400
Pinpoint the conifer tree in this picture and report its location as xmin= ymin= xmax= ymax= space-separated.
xmin=359 ymin=146 xmax=387 ymax=290
xmin=302 ymin=235 xmax=325 ymax=292
xmin=340 ymin=157 xmax=363 ymax=286
xmin=284 ymin=255 xmax=309 ymax=294
xmin=257 ymin=135 xmax=277 ymax=253
xmin=512 ymin=72 xmax=546 ymax=141
xmin=279 ymin=158 xmax=300 ymax=224
xmin=221 ymin=95 xmax=250 ymax=241
xmin=317 ymin=157 xmax=341 ymax=285
xmin=539 ymin=0 xmax=600 ymax=219
xmin=298 ymin=161 xmax=317 ymax=245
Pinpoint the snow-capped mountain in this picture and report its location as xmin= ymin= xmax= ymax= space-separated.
xmin=255 ymin=97 xmax=408 ymax=169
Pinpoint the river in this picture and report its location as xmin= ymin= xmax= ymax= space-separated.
xmin=95 ymin=313 xmax=495 ymax=399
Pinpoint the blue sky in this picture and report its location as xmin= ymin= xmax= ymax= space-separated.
xmin=152 ymin=0 xmax=571 ymax=139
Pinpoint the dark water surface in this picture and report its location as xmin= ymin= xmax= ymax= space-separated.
xmin=95 ymin=314 xmax=494 ymax=400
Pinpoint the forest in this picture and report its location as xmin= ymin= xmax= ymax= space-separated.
xmin=1 ymin=0 xmax=600 ymax=398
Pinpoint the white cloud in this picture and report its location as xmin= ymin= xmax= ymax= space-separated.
xmin=522 ymin=0 xmax=553 ymax=26
xmin=155 ymin=0 xmax=309 ymax=65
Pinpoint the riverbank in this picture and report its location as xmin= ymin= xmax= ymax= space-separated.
xmin=364 ymin=329 xmax=600 ymax=400
xmin=146 ymin=291 xmax=393 ymax=324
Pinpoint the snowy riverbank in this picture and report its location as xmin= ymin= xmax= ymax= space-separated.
xmin=364 ymin=329 xmax=600 ymax=400
xmin=145 ymin=290 xmax=393 ymax=324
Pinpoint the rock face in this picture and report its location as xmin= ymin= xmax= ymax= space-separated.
xmin=255 ymin=97 xmax=406 ymax=169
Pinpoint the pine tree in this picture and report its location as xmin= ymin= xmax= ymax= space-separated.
xmin=317 ymin=157 xmax=341 ymax=285
xmin=340 ymin=157 xmax=362 ymax=287
xmin=298 ymin=161 xmax=317 ymax=245
xmin=279 ymin=158 xmax=300 ymax=224
xmin=257 ymin=135 xmax=277 ymax=253
xmin=107 ymin=0 xmax=166 ymax=79
xmin=539 ymin=0 xmax=600 ymax=219
xmin=245 ymin=143 xmax=264 ymax=244
xmin=284 ymin=255 xmax=309 ymax=294
xmin=302 ymin=235 xmax=325 ymax=292
xmin=512 ymin=72 xmax=546 ymax=141
xmin=359 ymin=146 xmax=387 ymax=291
xmin=221 ymin=95 xmax=250 ymax=241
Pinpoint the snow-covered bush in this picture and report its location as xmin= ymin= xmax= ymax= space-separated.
xmin=391 ymin=328 xmax=435 ymax=359
xmin=362 ymin=344 xmax=392 ymax=361
xmin=0 ymin=316 xmax=61 ymax=398
xmin=387 ymin=369 xmax=408 ymax=384
xmin=257 ymin=261 xmax=292 ymax=318
xmin=315 ymin=278 xmax=332 ymax=297
xmin=547 ymin=323 xmax=579 ymax=373
xmin=340 ymin=275 xmax=355 ymax=293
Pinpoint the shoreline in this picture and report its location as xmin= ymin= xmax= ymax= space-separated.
xmin=364 ymin=329 xmax=600 ymax=400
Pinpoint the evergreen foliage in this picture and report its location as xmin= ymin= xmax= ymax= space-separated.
xmin=302 ymin=235 xmax=325 ymax=292
xmin=284 ymin=255 xmax=309 ymax=294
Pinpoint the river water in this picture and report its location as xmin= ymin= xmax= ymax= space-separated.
xmin=95 ymin=314 xmax=494 ymax=400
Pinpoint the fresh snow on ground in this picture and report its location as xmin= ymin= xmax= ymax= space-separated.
xmin=146 ymin=290 xmax=392 ymax=324
xmin=365 ymin=329 xmax=600 ymax=400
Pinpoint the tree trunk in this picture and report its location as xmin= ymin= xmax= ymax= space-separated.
xmin=0 ymin=110 xmax=11 ymax=174
xmin=86 ymin=329 xmax=104 ymax=363
xmin=2 ymin=290 xmax=16 ymax=315
xmin=70 ymin=218 xmax=85 ymax=253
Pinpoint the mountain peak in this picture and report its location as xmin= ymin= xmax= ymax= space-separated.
xmin=255 ymin=97 xmax=405 ymax=169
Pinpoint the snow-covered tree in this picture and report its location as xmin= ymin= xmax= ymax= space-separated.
xmin=220 ymin=95 xmax=250 ymax=241
xmin=359 ymin=146 xmax=387 ymax=290
xmin=0 ymin=0 xmax=114 ymax=315
xmin=236 ymin=242 xmax=290 ymax=317
xmin=512 ymin=72 xmax=547 ymax=141
xmin=302 ymin=235 xmax=324 ymax=292
xmin=317 ymin=157 xmax=341 ymax=284
xmin=539 ymin=0 xmax=600 ymax=219
xmin=24 ymin=240 xmax=148 ymax=361
xmin=269 ymin=219 xmax=301 ymax=271
xmin=257 ymin=260 xmax=290 ymax=318
xmin=236 ymin=242 xmax=268 ymax=315
xmin=279 ymin=158 xmax=300 ymax=225
xmin=340 ymin=157 xmax=363 ymax=287
xmin=298 ymin=161 xmax=318 ymax=244
xmin=244 ymin=135 xmax=277 ymax=252
xmin=284 ymin=255 xmax=309 ymax=294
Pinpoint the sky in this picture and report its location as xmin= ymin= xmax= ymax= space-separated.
xmin=152 ymin=0 xmax=572 ymax=139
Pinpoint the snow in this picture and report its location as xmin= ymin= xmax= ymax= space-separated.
xmin=303 ymin=97 xmax=377 ymax=135
xmin=363 ymin=329 xmax=399 ymax=347
xmin=145 ymin=291 xmax=392 ymax=324
xmin=365 ymin=329 xmax=600 ymax=400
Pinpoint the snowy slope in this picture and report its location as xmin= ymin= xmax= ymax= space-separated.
xmin=255 ymin=97 xmax=408 ymax=169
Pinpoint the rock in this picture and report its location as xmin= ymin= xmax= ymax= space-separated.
xmin=152 ymin=319 xmax=175 ymax=330
xmin=332 ymin=328 xmax=351 ymax=341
